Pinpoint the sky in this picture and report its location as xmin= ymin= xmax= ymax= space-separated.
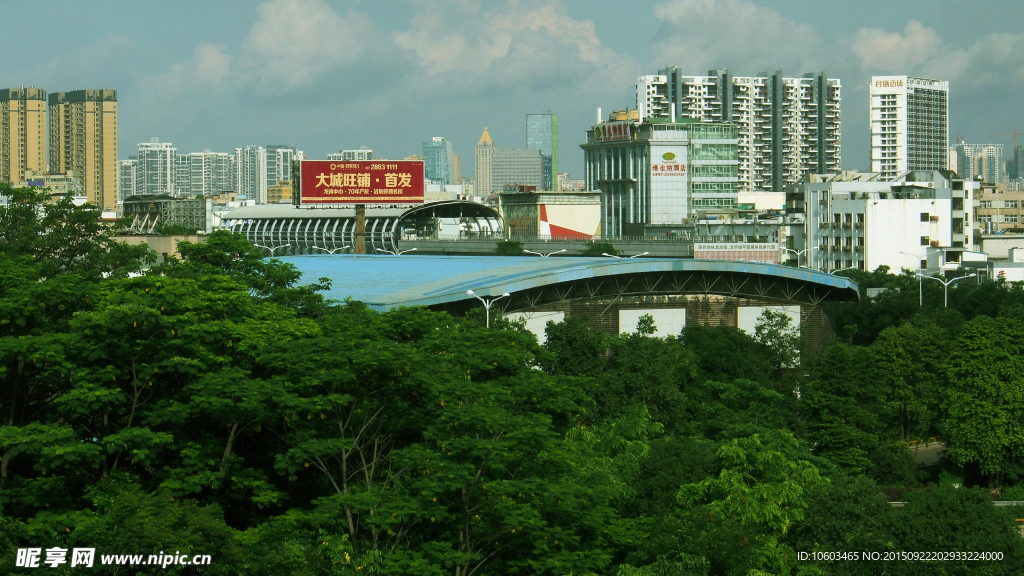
xmin=2 ymin=0 xmax=1022 ymax=179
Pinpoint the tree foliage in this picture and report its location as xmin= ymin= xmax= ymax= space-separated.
xmin=2 ymin=203 xmax=1023 ymax=575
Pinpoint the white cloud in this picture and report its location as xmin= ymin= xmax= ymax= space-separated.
xmin=650 ymin=0 xmax=824 ymax=74
xmin=238 ymin=0 xmax=377 ymax=92
xmin=852 ymin=20 xmax=1024 ymax=91
xmin=391 ymin=0 xmax=638 ymax=95
xmin=853 ymin=20 xmax=948 ymax=75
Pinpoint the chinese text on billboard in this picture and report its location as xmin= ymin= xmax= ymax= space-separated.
xmin=300 ymin=160 xmax=424 ymax=204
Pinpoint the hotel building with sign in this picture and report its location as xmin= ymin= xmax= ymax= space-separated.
xmin=869 ymin=75 xmax=949 ymax=180
xmin=580 ymin=111 xmax=739 ymax=236
xmin=636 ymin=68 xmax=840 ymax=192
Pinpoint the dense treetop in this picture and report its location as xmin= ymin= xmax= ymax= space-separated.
xmin=1 ymin=185 xmax=1022 ymax=575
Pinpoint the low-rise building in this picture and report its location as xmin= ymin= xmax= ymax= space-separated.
xmin=267 ymin=181 xmax=292 ymax=203
xmin=974 ymin=182 xmax=1024 ymax=232
xmin=786 ymin=170 xmax=976 ymax=272
xmin=498 ymin=190 xmax=601 ymax=238
xmin=18 ymin=169 xmax=85 ymax=203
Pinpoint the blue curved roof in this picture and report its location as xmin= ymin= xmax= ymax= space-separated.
xmin=278 ymin=255 xmax=860 ymax=311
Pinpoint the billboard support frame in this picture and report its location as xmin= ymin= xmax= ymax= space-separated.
xmin=355 ymin=204 xmax=366 ymax=254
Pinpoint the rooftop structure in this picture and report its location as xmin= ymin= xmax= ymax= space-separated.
xmin=221 ymin=200 xmax=503 ymax=254
xmin=278 ymin=255 xmax=858 ymax=348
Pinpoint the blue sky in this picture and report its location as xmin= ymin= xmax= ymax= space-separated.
xmin=2 ymin=0 xmax=1022 ymax=178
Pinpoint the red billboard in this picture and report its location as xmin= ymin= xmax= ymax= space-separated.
xmin=299 ymin=160 xmax=424 ymax=204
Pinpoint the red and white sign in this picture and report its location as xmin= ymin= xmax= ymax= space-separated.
xmin=299 ymin=160 xmax=424 ymax=204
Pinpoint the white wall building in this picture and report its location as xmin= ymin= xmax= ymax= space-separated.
xmin=327 ymin=148 xmax=373 ymax=161
xmin=870 ymin=76 xmax=949 ymax=180
xmin=637 ymin=68 xmax=841 ymax=192
xmin=266 ymin=145 xmax=302 ymax=188
xmin=234 ymin=146 xmax=267 ymax=203
xmin=786 ymin=170 xmax=976 ymax=273
xmin=135 ymin=139 xmax=176 ymax=196
xmin=118 ymin=158 xmax=136 ymax=202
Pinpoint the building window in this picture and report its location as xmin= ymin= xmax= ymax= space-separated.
xmin=1008 ymin=200 xmax=1019 ymax=209
xmin=921 ymin=212 xmax=930 ymax=222
xmin=921 ymin=236 xmax=930 ymax=246
xmin=1009 ymin=215 xmax=1019 ymax=224
xmin=921 ymin=260 xmax=928 ymax=270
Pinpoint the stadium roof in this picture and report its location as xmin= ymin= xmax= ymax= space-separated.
xmin=278 ymin=255 xmax=860 ymax=311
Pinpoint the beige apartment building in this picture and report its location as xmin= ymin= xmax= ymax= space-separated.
xmin=48 ymin=89 xmax=118 ymax=209
xmin=975 ymin=183 xmax=1024 ymax=233
xmin=0 ymin=87 xmax=47 ymax=184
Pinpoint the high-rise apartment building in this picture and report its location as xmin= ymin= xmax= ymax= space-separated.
xmin=0 ymin=87 xmax=47 ymax=184
xmin=266 ymin=145 xmax=301 ymax=188
xmin=956 ymin=143 xmax=1005 ymax=183
xmin=118 ymin=158 xmax=137 ymax=201
xmin=135 ymin=139 xmax=176 ymax=196
xmin=48 ymin=89 xmax=118 ymax=209
xmin=453 ymin=154 xmax=461 ymax=185
xmin=492 ymin=148 xmax=544 ymax=191
xmin=234 ymin=146 xmax=267 ymax=203
xmin=474 ymin=127 xmax=494 ymax=196
xmin=174 ymin=154 xmax=191 ymax=196
xmin=637 ymin=68 xmax=840 ymax=192
xmin=526 ymin=114 xmax=558 ymax=190
xmin=327 ymin=148 xmax=373 ymax=161
xmin=184 ymin=151 xmax=233 ymax=197
xmin=423 ymin=137 xmax=455 ymax=185
xmin=869 ymin=76 xmax=949 ymax=180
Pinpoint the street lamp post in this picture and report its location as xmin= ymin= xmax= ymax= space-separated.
xmin=916 ymin=273 xmax=977 ymax=308
xmin=523 ymin=248 xmax=567 ymax=257
xmin=601 ymin=251 xmax=650 ymax=259
xmin=830 ymin=265 xmax=860 ymax=275
xmin=782 ymin=246 xmax=817 ymax=268
xmin=466 ymin=290 xmax=511 ymax=328
xmin=900 ymin=249 xmax=941 ymax=307
xmin=375 ymin=247 xmax=418 ymax=256
xmin=312 ymin=245 xmax=351 ymax=254
xmin=253 ymin=243 xmax=291 ymax=256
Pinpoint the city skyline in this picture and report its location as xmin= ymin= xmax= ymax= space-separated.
xmin=1 ymin=0 xmax=1022 ymax=178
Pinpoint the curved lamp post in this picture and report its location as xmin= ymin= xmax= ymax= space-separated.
xmin=782 ymin=246 xmax=817 ymax=268
xmin=916 ymin=273 xmax=977 ymax=308
xmin=900 ymin=248 xmax=942 ymax=306
xmin=523 ymin=249 xmax=567 ymax=257
xmin=312 ymin=245 xmax=350 ymax=254
xmin=466 ymin=290 xmax=511 ymax=328
xmin=375 ymin=247 xmax=418 ymax=256
xmin=253 ymin=243 xmax=290 ymax=256
xmin=601 ymin=251 xmax=649 ymax=259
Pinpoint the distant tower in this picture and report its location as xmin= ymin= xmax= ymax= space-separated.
xmin=423 ymin=137 xmax=455 ymax=185
xmin=48 ymin=89 xmax=118 ymax=209
xmin=526 ymin=114 xmax=557 ymax=190
xmin=474 ymin=127 xmax=494 ymax=196
xmin=0 ymin=87 xmax=47 ymax=184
